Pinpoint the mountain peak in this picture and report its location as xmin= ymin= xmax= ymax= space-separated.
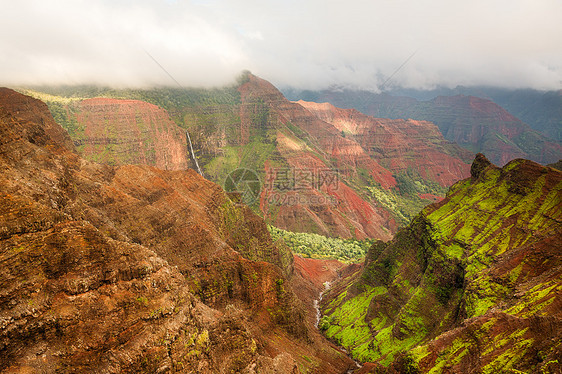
xmin=470 ymin=152 xmax=493 ymax=179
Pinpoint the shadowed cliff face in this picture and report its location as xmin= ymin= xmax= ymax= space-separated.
xmin=0 ymin=88 xmax=354 ymax=373
xmin=320 ymin=153 xmax=562 ymax=373
xmin=25 ymin=74 xmax=471 ymax=240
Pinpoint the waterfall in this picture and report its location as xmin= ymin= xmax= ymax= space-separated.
xmin=185 ymin=130 xmax=204 ymax=177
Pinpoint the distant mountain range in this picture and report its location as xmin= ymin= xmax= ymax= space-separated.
xmin=390 ymin=86 xmax=562 ymax=143
xmin=283 ymin=87 xmax=562 ymax=166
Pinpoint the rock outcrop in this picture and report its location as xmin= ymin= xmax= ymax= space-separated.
xmin=320 ymin=153 xmax=562 ymax=373
xmin=0 ymin=88 xmax=353 ymax=373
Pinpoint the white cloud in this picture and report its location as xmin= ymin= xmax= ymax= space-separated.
xmin=0 ymin=0 xmax=560 ymax=90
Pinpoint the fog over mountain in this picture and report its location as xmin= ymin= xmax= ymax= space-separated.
xmin=1 ymin=0 xmax=561 ymax=90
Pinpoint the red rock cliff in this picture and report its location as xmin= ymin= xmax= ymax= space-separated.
xmin=298 ymin=100 xmax=472 ymax=187
xmin=72 ymin=98 xmax=190 ymax=170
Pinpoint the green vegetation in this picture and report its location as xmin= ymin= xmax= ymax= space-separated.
xmin=321 ymin=159 xmax=562 ymax=371
xmin=17 ymin=89 xmax=86 ymax=139
xmin=323 ymin=285 xmax=388 ymax=362
xmin=355 ymin=167 xmax=447 ymax=226
xmin=366 ymin=182 xmax=436 ymax=225
xmin=20 ymin=84 xmax=242 ymax=123
xmin=426 ymin=163 xmax=562 ymax=318
xmin=268 ymin=225 xmax=373 ymax=262
xmin=206 ymin=139 xmax=282 ymax=197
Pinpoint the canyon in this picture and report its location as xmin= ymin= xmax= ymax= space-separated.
xmin=0 ymin=88 xmax=355 ymax=373
xmin=6 ymin=77 xmax=561 ymax=373
xmin=25 ymin=73 xmax=472 ymax=240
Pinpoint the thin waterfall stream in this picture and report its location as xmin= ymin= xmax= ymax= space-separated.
xmin=313 ymin=281 xmax=331 ymax=328
xmin=185 ymin=130 xmax=204 ymax=177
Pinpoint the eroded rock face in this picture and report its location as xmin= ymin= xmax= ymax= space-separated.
xmin=0 ymin=88 xmax=353 ymax=373
xmin=321 ymin=154 xmax=562 ymax=373
xmin=298 ymin=100 xmax=472 ymax=188
xmin=71 ymin=98 xmax=190 ymax=170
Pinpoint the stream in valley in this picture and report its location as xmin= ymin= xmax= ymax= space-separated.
xmin=313 ymin=281 xmax=363 ymax=373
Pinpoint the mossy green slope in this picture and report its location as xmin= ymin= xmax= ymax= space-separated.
xmin=321 ymin=154 xmax=562 ymax=372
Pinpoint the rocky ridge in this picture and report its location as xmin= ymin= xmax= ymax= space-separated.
xmin=320 ymin=153 xmax=562 ymax=373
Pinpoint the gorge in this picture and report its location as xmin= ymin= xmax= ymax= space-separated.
xmin=1 ymin=77 xmax=561 ymax=373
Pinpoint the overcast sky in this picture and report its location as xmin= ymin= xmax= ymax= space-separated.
xmin=1 ymin=0 xmax=561 ymax=91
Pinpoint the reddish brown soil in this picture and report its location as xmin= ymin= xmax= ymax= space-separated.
xmin=292 ymin=255 xmax=351 ymax=304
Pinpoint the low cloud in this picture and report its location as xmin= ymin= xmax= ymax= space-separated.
xmin=1 ymin=0 xmax=561 ymax=91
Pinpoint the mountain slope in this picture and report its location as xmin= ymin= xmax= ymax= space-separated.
xmin=297 ymin=100 xmax=471 ymax=187
xmin=0 ymin=88 xmax=354 ymax=373
xmin=285 ymin=89 xmax=562 ymax=166
xmin=480 ymin=88 xmax=562 ymax=143
xmin=320 ymin=153 xmax=562 ymax=372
